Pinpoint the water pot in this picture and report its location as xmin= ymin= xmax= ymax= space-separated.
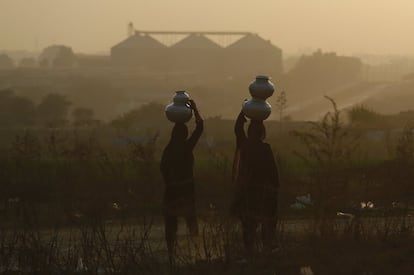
xmin=242 ymin=98 xmax=272 ymax=121
xmin=165 ymin=91 xmax=192 ymax=123
xmin=248 ymin=75 xmax=275 ymax=99
xmin=242 ymin=76 xmax=274 ymax=121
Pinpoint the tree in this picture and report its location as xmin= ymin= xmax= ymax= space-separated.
xmin=286 ymin=50 xmax=362 ymax=100
xmin=39 ymin=45 xmax=76 ymax=68
xmin=11 ymin=97 xmax=36 ymax=126
xmin=275 ymin=90 xmax=288 ymax=131
xmin=53 ymin=46 xmax=76 ymax=67
xmin=0 ymin=54 xmax=14 ymax=69
xmin=36 ymin=94 xmax=72 ymax=127
xmin=19 ymin=57 xmax=36 ymax=68
xmin=72 ymin=107 xmax=95 ymax=126
xmin=39 ymin=58 xmax=49 ymax=68
xmin=292 ymin=96 xmax=359 ymax=235
xmin=111 ymin=102 xmax=166 ymax=129
xmin=395 ymin=124 xmax=414 ymax=163
xmin=0 ymin=89 xmax=18 ymax=126
xmin=347 ymin=104 xmax=382 ymax=125
xmin=0 ymin=89 xmax=36 ymax=127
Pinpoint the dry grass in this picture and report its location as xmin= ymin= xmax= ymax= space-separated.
xmin=0 ymin=102 xmax=414 ymax=273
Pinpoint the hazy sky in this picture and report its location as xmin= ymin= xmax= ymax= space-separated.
xmin=1 ymin=0 xmax=414 ymax=55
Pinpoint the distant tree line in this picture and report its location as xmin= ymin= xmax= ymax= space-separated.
xmin=39 ymin=45 xmax=76 ymax=68
xmin=283 ymin=50 xmax=362 ymax=101
xmin=0 ymin=89 xmax=97 ymax=128
xmin=0 ymin=45 xmax=76 ymax=70
xmin=0 ymin=54 xmax=14 ymax=69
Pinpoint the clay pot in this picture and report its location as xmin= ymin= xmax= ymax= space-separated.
xmin=165 ymin=91 xmax=192 ymax=123
xmin=242 ymin=98 xmax=272 ymax=121
xmin=242 ymin=76 xmax=275 ymax=121
xmin=249 ymin=75 xmax=275 ymax=100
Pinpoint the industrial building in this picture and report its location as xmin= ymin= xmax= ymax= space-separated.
xmin=110 ymin=30 xmax=283 ymax=77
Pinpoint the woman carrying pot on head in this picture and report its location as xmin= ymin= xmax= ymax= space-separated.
xmin=160 ymin=99 xmax=203 ymax=264
xmin=232 ymin=110 xmax=280 ymax=254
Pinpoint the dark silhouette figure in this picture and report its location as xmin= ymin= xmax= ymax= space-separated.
xmin=232 ymin=110 xmax=279 ymax=253
xmin=160 ymin=100 xmax=203 ymax=264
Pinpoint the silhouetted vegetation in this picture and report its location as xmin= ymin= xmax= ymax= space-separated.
xmin=36 ymin=93 xmax=72 ymax=127
xmin=72 ymin=107 xmax=97 ymax=127
xmin=18 ymin=57 xmax=36 ymax=68
xmin=347 ymin=104 xmax=383 ymax=125
xmin=111 ymin=102 xmax=166 ymax=130
xmin=0 ymin=54 xmax=14 ymax=69
xmin=284 ymin=50 xmax=362 ymax=103
xmin=0 ymin=95 xmax=410 ymax=273
xmin=1 ymin=43 xmax=414 ymax=273
xmin=39 ymin=45 xmax=76 ymax=68
xmin=0 ymin=89 xmax=35 ymax=127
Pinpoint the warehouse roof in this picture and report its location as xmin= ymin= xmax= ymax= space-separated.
xmin=171 ymin=34 xmax=222 ymax=49
xmin=227 ymin=34 xmax=281 ymax=51
xmin=111 ymin=33 xmax=167 ymax=50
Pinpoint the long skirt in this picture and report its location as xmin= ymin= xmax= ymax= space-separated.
xmin=163 ymin=178 xmax=196 ymax=217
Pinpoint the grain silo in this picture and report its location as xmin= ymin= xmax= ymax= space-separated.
xmin=225 ymin=34 xmax=283 ymax=78
xmin=110 ymin=30 xmax=283 ymax=78
xmin=170 ymin=33 xmax=222 ymax=74
xmin=110 ymin=32 xmax=167 ymax=70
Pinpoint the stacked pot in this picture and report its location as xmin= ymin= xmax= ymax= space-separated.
xmin=242 ymin=75 xmax=275 ymax=121
xmin=165 ymin=76 xmax=275 ymax=123
xmin=165 ymin=91 xmax=192 ymax=123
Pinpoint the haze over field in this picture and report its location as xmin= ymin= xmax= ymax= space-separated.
xmin=2 ymin=0 xmax=414 ymax=55
xmin=2 ymin=0 xmax=414 ymax=122
xmin=2 ymin=2 xmax=414 ymax=274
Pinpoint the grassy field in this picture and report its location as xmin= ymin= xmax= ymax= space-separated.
xmin=0 ymin=108 xmax=413 ymax=273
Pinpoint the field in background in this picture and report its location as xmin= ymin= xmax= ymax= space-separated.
xmin=0 ymin=102 xmax=413 ymax=273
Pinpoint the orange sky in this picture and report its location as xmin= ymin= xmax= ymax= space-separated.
xmin=1 ymin=0 xmax=414 ymax=55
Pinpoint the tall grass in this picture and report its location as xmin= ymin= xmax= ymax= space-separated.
xmin=0 ymin=115 xmax=413 ymax=273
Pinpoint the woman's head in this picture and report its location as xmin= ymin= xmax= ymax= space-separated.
xmin=247 ymin=120 xmax=266 ymax=141
xmin=171 ymin=123 xmax=188 ymax=141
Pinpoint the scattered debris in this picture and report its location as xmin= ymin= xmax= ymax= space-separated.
xmin=300 ymin=266 xmax=314 ymax=275
xmin=360 ymin=201 xmax=374 ymax=209
xmin=290 ymin=194 xmax=313 ymax=209
xmin=337 ymin=212 xmax=355 ymax=219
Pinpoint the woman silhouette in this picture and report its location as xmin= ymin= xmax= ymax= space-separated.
xmin=160 ymin=99 xmax=203 ymax=264
xmin=232 ymin=110 xmax=279 ymax=253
